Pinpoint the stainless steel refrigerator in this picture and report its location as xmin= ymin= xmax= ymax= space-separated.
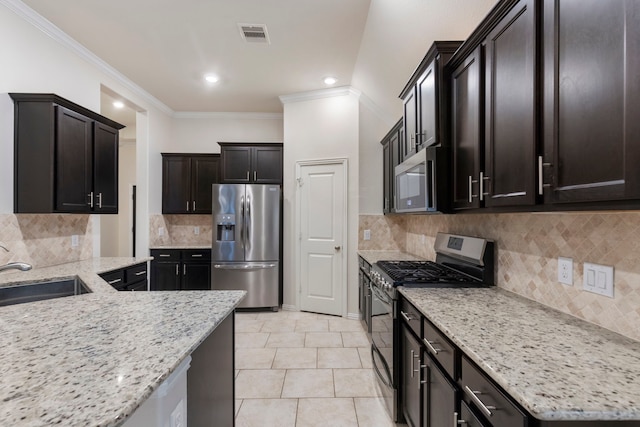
xmin=211 ymin=183 xmax=280 ymax=309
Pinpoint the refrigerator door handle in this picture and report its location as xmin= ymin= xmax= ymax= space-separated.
xmin=246 ymin=195 xmax=251 ymax=245
xmin=240 ymin=194 xmax=245 ymax=248
xmin=213 ymin=263 xmax=277 ymax=270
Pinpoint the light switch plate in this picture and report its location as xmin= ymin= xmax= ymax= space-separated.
xmin=558 ymin=257 xmax=573 ymax=285
xmin=583 ymin=262 xmax=614 ymax=298
xmin=194 ymin=226 xmax=200 ymax=235
xmin=363 ymin=229 xmax=371 ymax=241
xmin=71 ymin=235 xmax=79 ymax=248
xmin=158 ymin=227 xmax=165 ymax=236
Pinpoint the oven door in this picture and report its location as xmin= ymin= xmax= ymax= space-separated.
xmin=370 ymin=282 xmax=397 ymax=421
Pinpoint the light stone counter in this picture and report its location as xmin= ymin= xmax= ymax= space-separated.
xmin=0 ymin=257 xmax=245 ymax=426
xmin=400 ymin=287 xmax=640 ymax=421
xmin=358 ymin=250 xmax=425 ymax=265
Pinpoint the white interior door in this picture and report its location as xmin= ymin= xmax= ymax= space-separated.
xmin=296 ymin=159 xmax=347 ymax=316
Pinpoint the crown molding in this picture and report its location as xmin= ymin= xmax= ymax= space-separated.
xmin=1 ymin=0 xmax=174 ymax=116
xmin=279 ymin=86 xmax=361 ymax=104
xmin=173 ymin=111 xmax=283 ymax=120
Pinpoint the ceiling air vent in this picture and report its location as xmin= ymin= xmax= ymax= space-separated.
xmin=238 ymin=23 xmax=270 ymax=44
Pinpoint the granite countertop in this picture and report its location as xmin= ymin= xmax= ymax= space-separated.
xmin=0 ymin=258 xmax=245 ymax=426
xmin=400 ymin=287 xmax=640 ymax=421
xmin=358 ymin=250 xmax=425 ymax=265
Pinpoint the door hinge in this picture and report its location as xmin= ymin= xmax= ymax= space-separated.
xmin=296 ymin=177 xmax=304 ymax=187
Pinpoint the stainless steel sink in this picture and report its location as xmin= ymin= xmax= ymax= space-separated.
xmin=0 ymin=277 xmax=91 ymax=307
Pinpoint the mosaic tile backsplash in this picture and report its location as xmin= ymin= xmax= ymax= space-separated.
xmin=149 ymin=214 xmax=212 ymax=247
xmin=0 ymin=214 xmax=93 ymax=270
xmin=359 ymin=212 xmax=640 ymax=341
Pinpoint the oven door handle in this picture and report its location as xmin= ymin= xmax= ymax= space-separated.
xmin=370 ymin=283 xmax=392 ymax=305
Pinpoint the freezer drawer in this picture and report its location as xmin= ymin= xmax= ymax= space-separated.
xmin=211 ymin=261 xmax=279 ymax=308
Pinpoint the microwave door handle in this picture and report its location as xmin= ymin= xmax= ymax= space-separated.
xmin=427 ymin=159 xmax=435 ymax=210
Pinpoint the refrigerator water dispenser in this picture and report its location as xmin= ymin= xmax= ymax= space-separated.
xmin=216 ymin=214 xmax=236 ymax=242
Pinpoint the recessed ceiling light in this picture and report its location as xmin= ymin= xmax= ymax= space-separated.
xmin=205 ymin=74 xmax=220 ymax=84
xmin=113 ymin=101 xmax=124 ymax=109
xmin=324 ymin=77 xmax=337 ymax=86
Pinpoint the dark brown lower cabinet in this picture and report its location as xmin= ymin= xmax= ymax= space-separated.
xmin=99 ymin=262 xmax=148 ymax=291
xmin=460 ymin=401 xmax=489 ymax=426
xmin=426 ymin=353 xmax=458 ymax=427
xmin=402 ymin=325 xmax=422 ymax=427
xmin=150 ymin=249 xmax=211 ymax=291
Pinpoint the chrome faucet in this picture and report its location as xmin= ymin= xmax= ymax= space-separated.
xmin=0 ymin=245 xmax=33 ymax=273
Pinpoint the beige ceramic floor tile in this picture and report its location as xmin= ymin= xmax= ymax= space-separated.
xmin=305 ymin=332 xmax=343 ymax=348
xmin=295 ymin=318 xmax=329 ymax=332
xmin=285 ymin=311 xmax=320 ymax=320
xmin=281 ymin=369 xmax=335 ymax=398
xmin=272 ymin=348 xmax=318 ymax=369
xmin=235 ymin=318 xmax=265 ymax=333
xmin=296 ymin=398 xmax=358 ymax=427
xmin=236 ymin=332 xmax=270 ymax=348
xmin=256 ymin=311 xmax=286 ymax=321
xmin=334 ymin=369 xmax=379 ymax=397
xmin=354 ymin=397 xmax=397 ymax=427
xmin=235 ymin=398 xmax=298 ymax=427
xmin=317 ymin=348 xmax=362 ymax=369
xmin=235 ymin=312 xmax=260 ymax=320
xmin=235 ymin=348 xmax=276 ymax=369
xmin=329 ymin=317 xmax=366 ymax=332
xmin=357 ymin=347 xmax=373 ymax=369
xmin=341 ymin=331 xmax=370 ymax=347
xmin=265 ymin=332 xmax=306 ymax=348
xmin=261 ymin=319 xmax=297 ymax=333
xmin=235 ymin=369 xmax=286 ymax=399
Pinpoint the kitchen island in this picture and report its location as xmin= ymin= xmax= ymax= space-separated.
xmin=0 ymin=257 xmax=245 ymax=426
xmin=400 ymin=286 xmax=640 ymax=423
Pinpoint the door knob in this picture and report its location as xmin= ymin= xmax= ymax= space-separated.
xmin=334 ymin=246 xmax=341 ymax=251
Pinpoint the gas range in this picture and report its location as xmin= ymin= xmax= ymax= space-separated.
xmin=370 ymin=233 xmax=495 ymax=297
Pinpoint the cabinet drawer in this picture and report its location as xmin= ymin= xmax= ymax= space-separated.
xmin=461 ymin=356 xmax=527 ymax=427
xmin=423 ymin=318 xmax=457 ymax=380
xmin=100 ymin=269 xmax=125 ymax=290
xmin=460 ymin=400 xmax=489 ymax=427
xmin=399 ymin=298 xmax=421 ymax=338
xmin=126 ymin=280 xmax=148 ymax=292
xmin=183 ymin=249 xmax=211 ymax=261
xmin=125 ymin=263 xmax=147 ymax=284
xmin=151 ymin=249 xmax=181 ymax=261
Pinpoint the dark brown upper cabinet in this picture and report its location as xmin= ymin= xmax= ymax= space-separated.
xmin=10 ymin=93 xmax=124 ymax=214
xmin=381 ymin=119 xmax=403 ymax=214
xmin=448 ymin=0 xmax=538 ymax=211
xmin=399 ymin=41 xmax=462 ymax=162
xmin=541 ymin=0 xmax=640 ymax=204
xmin=161 ymin=153 xmax=220 ymax=214
xmin=219 ymin=143 xmax=282 ymax=184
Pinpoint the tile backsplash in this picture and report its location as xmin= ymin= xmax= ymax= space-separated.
xmin=0 ymin=214 xmax=93 ymax=269
xmin=359 ymin=212 xmax=640 ymax=341
xmin=149 ymin=214 xmax=212 ymax=247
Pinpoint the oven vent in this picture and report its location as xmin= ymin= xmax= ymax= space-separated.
xmin=238 ymin=24 xmax=270 ymax=44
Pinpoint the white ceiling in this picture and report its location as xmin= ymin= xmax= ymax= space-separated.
xmin=21 ymin=0 xmax=371 ymax=114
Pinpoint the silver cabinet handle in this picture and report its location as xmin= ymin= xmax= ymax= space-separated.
xmin=468 ymin=176 xmax=478 ymax=202
xmin=191 ymin=254 xmax=203 ymax=258
xmin=97 ymin=193 xmax=103 ymax=208
xmin=410 ymin=349 xmax=415 ymax=378
xmin=159 ymin=254 xmax=171 ymax=257
xmin=193 ymin=201 xmax=196 ymax=211
xmin=400 ymin=310 xmax=414 ymax=323
xmin=175 ymin=264 xmax=179 ymax=276
xmin=480 ymin=172 xmax=490 ymax=201
xmin=108 ymin=278 xmax=122 ymax=285
xmin=186 ymin=201 xmax=190 ymax=212
xmin=183 ymin=264 xmax=186 ymax=275
xmin=423 ymin=338 xmax=441 ymax=355
xmin=463 ymin=385 xmax=497 ymax=418
xmin=246 ymin=171 xmax=250 ymax=180
xmin=253 ymin=171 xmax=257 ymax=181
xmin=88 ymin=192 xmax=94 ymax=208
xmin=538 ymin=156 xmax=552 ymax=195
xmin=454 ymin=412 xmax=465 ymax=426
xmin=135 ymin=271 xmax=146 ymax=276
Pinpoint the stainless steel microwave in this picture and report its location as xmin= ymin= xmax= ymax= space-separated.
xmin=395 ymin=147 xmax=449 ymax=213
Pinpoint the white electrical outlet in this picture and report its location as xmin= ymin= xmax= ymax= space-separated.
xmin=583 ymin=262 xmax=614 ymax=298
xmin=363 ymin=229 xmax=371 ymax=240
xmin=194 ymin=226 xmax=200 ymax=235
xmin=71 ymin=235 xmax=79 ymax=248
xmin=158 ymin=227 xmax=165 ymax=236
xmin=558 ymin=257 xmax=573 ymax=285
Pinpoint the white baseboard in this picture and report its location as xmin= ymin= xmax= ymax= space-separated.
xmin=281 ymin=304 xmax=298 ymax=312
xmin=346 ymin=312 xmax=361 ymax=321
